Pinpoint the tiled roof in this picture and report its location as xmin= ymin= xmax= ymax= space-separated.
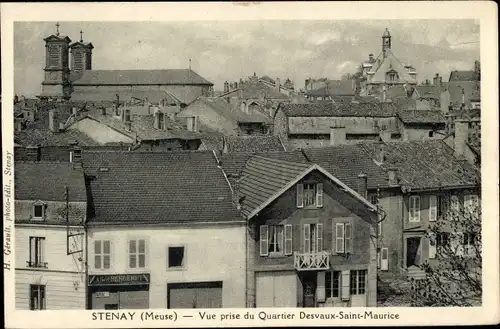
xmin=83 ymin=151 xmax=241 ymax=224
xmin=397 ymin=110 xmax=446 ymax=124
xmin=220 ymin=81 xmax=289 ymax=100
xmin=278 ymin=102 xmax=398 ymax=118
xmin=416 ymin=85 xmax=439 ymax=99
xmin=72 ymin=69 xmax=213 ymax=86
xmin=305 ymin=80 xmax=356 ymax=97
xmin=225 ymin=136 xmax=285 ymax=153
xmin=449 ymin=70 xmax=479 ymax=82
xmin=237 ymin=156 xmax=311 ymax=216
xmin=359 ymin=140 xmax=480 ymax=190
xmin=447 ymin=81 xmax=481 ymax=106
xmin=15 ymin=161 xmax=87 ymax=202
xmin=197 ymin=97 xmax=272 ymax=124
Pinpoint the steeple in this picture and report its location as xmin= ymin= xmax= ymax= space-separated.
xmin=382 ymin=28 xmax=391 ymax=54
xmin=70 ymin=29 xmax=94 ymax=78
xmin=55 ymin=22 xmax=60 ymax=36
xmin=80 ymin=30 xmax=83 ymax=42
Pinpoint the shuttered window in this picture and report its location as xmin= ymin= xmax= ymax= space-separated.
xmin=296 ymin=184 xmax=304 ymax=208
xmin=260 ymin=225 xmax=269 ymax=256
xmin=409 ymin=196 xmax=421 ymax=222
xmin=335 ymin=223 xmax=345 ymax=253
xmin=350 ymin=270 xmax=367 ymax=295
xmin=429 ymin=195 xmax=437 ymax=222
xmin=345 ymin=223 xmax=352 ymax=253
xmin=284 ymin=224 xmax=293 ymax=255
xmin=303 ymin=224 xmax=311 ymax=253
xmin=326 ymin=271 xmax=341 ymax=298
xmin=316 ymin=183 xmax=324 ymax=208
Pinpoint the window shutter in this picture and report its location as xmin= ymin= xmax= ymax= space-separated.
xmin=284 ymin=224 xmax=293 ymax=255
xmin=296 ymin=184 xmax=304 ymax=208
xmin=408 ymin=197 xmax=414 ymax=222
xmin=41 ymin=238 xmax=46 ymax=264
xmin=316 ymin=223 xmax=323 ymax=252
xmin=381 ymin=247 xmax=389 ymax=271
xmin=345 ymin=223 xmax=352 ymax=253
xmin=316 ymin=183 xmax=324 ymax=208
xmin=429 ymin=195 xmax=437 ymax=222
xmin=260 ymin=225 xmax=269 ymax=256
xmin=415 ymin=196 xmax=421 ymax=222
xmin=316 ymin=271 xmax=326 ymax=302
xmin=429 ymin=234 xmax=437 ymax=259
xmin=341 ymin=270 xmax=350 ymax=300
xmin=303 ymin=224 xmax=311 ymax=253
xmin=335 ymin=223 xmax=345 ymax=253
xmin=29 ymin=237 xmax=36 ymax=264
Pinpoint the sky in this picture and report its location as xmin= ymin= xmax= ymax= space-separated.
xmin=14 ymin=20 xmax=479 ymax=97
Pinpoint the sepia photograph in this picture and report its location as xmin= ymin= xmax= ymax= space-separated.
xmin=2 ymin=1 xmax=499 ymax=328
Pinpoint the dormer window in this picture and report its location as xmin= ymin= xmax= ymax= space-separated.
xmin=32 ymin=201 xmax=46 ymax=220
xmin=386 ymin=70 xmax=399 ymax=82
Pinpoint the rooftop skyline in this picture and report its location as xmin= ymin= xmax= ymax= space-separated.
xmin=14 ymin=20 xmax=479 ymax=97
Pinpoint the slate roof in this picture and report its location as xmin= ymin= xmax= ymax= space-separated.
xmin=359 ymin=140 xmax=480 ymax=190
xmin=305 ymin=80 xmax=356 ymax=97
xmin=367 ymin=50 xmax=417 ymax=84
xmin=225 ymin=136 xmax=285 ymax=153
xmin=72 ymin=69 xmax=213 ymax=86
xmin=447 ymin=81 xmax=481 ymax=107
xmin=220 ymin=80 xmax=289 ymax=100
xmin=397 ymin=110 xmax=446 ymax=124
xmin=15 ymin=161 xmax=87 ymax=202
xmin=237 ymin=156 xmax=311 ymax=216
xmin=449 ymin=70 xmax=479 ymax=82
xmin=416 ymin=85 xmax=439 ymax=99
xmin=82 ymin=151 xmax=242 ymax=224
xmin=277 ymin=102 xmax=398 ymax=118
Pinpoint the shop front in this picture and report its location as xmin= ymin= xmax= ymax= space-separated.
xmin=88 ymin=273 xmax=150 ymax=309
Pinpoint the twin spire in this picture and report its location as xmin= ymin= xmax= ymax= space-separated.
xmin=54 ymin=22 xmax=84 ymax=43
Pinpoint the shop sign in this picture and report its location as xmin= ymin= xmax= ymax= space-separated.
xmin=89 ymin=273 xmax=150 ymax=286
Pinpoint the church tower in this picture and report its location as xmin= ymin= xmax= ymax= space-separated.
xmin=70 ymin=30 xmax=94 ymax=80
xmin=382 ymin=28 xmax=391 ymax=55
xmin=41 ymin=23 xmax=72 ymax=99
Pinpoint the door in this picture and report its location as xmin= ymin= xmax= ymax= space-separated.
xmin=303 ymin=281 xmax=316 ymax=307
xmin=168 ymin=282 xmax=223 ymax=309
xmin=406 ymin=237 xmax=421 ymax=267
xmin=256 ymin=272 xmax=297 ymax=307
xmin=381 ymin=247 xmax=389 ymax=271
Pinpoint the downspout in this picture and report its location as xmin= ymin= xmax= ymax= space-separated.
xmin=84 ymin=217 xmax=89 ymax=309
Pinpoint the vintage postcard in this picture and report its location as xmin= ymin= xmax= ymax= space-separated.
xmin=2 ymin=1 xmax=499 ymax=328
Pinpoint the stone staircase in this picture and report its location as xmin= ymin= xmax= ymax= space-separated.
xmin=406 ymin=266 xmax=426 ymax=280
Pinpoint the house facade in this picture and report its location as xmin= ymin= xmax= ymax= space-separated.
xmin=82 ymin=151 xmax=246 ymax=309
xmin=236 ymin=156 xmax=378 ymax=308
xmin=14 ymin=162 xmax=87 ymax=310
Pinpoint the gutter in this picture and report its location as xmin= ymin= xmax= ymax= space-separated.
xmin=405 ymin=184 xmax=480 ymax=193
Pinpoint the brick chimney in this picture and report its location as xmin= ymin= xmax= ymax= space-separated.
xmin=357 ymin=173 xmax=368 ymax=199
xmin=48 ymin=110 xmax=55 ymax=132
xmin=275 ymin=78 xmax=281 ymax=92
xmin=224 ymin=81 xmax=229 ymax=93
xmin=330 ymin=125 xmax=346 ymax=146
xmin=454 ymin=119 xmax=469 ymax=158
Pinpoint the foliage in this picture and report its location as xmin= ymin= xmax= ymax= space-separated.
xmin=410 ymin=194 xmax=481 ymax=307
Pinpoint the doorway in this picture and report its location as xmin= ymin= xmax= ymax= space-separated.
xmin=406 ymin=237 xmax=422 ymax=268
xmin=301 ymin=272 xmax=317 ymax=307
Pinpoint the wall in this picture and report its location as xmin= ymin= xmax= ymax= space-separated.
xmin=178 ymin=99 xmax=239 ymax=135
xmin=401 ymin=124 xmax=447 ymax=142
xmin=69 ymin=118 xmax=134 ymax=145
xmin=71 ymin=85 xmax=209 ymax=104
xmin=288 ymin=116 xmax=398 ymax=135
xmin=87 ymin=224 xmax=246 ymax=308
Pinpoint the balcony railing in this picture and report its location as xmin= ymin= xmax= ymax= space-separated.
xmin=294 ymin=251 xmax=330 ymax=271
xmin=26 ymin=261 xmax=48 ymax=268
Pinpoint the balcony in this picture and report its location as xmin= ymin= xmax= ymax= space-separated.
xmin=26 ymin=261 xmax=48 ymax=269
xmin=294 ymin=251 xmax=330 ymax=271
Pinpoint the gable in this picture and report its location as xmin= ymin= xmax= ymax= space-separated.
xmin=69 ymin=118 xmax=134 ymax=145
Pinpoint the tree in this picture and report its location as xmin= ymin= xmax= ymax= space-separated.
xmin=410 ymin=193 xmax=481 ymax=307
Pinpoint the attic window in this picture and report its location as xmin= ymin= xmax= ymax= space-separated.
xmin=32 ymin=201 xmax=46 ymax=220
xmin=428 ymin=131 xmax=434 ymax=137
xmin=386 ymin=71 xmax=399 ymax=82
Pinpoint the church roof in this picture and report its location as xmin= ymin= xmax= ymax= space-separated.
xmin=71 ymin=69 xmax=213 ymax=86
xmin=367 ymin=49 xmax=417 ymax=84
xmin=70 ymin=41 xmax=94 ymax=49
xmin=43 ymin=34 xmax=71 ymax=43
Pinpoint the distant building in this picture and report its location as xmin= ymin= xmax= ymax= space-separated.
xmin=304 ymin=79 xmax=356 ymax=103
xmin=39 ymin=24 xmax=213 ymax=103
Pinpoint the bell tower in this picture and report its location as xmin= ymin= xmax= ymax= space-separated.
xmin=70 ymin=30 xmax=94 ymax=81
xmin=382 ymin=28 xmax=391 ymax=55
xmin=41 ymin=23 xmax=72 ymax=99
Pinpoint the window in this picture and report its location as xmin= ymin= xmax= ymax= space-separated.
xmin=168 ymin=246 xmax=185 ymax=268
xmin=325 ymin=271 xmax=341 ymax=298
xmin=303 ymin=223 xmax=323 ymax=253
xmin=129 ymin=239 xmax=146 ymax=268
xmin=30 ymin=285 xmax=46 ymax=310
xmin=33 ymin=203 xmax=45 ymax=220
xmin=428 ymin=131 xmax=434 ymax=137
xmin=94 ymin=240 xmax=111 ymax=269
xmin=462 ymin=233 xmax=477 ymax=257
xmin=429 ymin=195 xmax=437 ymax=222
xmin=349 ymin=270 xmax=367 ymax=295
xmin=296 ymin=183 xmax=323 ymax=208
xmin=409 ymin=195 xmax=421 ymax=222
xmin=335 ymin=222 xmax=352 ymax=254
xmin=464 ymin=195 xmax=479 ymax=216
xmin=449 ymin=195 xmax=460 ymax=220
xmin=260 ymin=224 xmax=293 ymax=256
xmin=370 ymin=194 xmax=378 ymax=206
xmin=28 ymin=237 xmax=46 ymax=268
xmin=436 ymin=232 xmax=450 ymax=254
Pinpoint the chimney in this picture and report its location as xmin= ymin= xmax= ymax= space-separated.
xmin=275 ymin=78 xmax=281 ymax=92
xmin=387 ymin=167 xmax=399 ymax=186
xmin=454 ymin=119 xmax=469 ymax=158
xmin=357 ymin=173 xmax=368 ymax=199
xmin=461 ymin=88 xmax=466 ymax=105
xmin=369 ymin=53 xmax=374 ymax=62
xmin=330 ymin=125 xmax=346 ymax=146
xmin=124 ymin=109 xmax=131 ymax=123
xmin=59 ymin=122 xmax=65 ymax=131
xmin=26 ymin=145 xmax=41 ymax=162
xmin=48 ymin=110 xmax=55 ymax=132
xmin=381 ymin=85 xmax=387 ymax=103
xmin=222 ymin=136 xmax=228 ymax=154
xmin=224 ymin=81 xmax=229 ymax=93
xmin=440 ymin=90 xmax=450 ymax=114
xmin=433 ymin=73 xmax=441 ymax=88
xmin=154 ymin=112 xmax=160 ymax=129
xmin=101 ymin=107 xmax=106 ymax=116
xmin=72 ymin=107 xmax=77 ymax=116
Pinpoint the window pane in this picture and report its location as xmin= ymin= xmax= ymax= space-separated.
xmin=95 ymin=255 xmax=101 ymax=269
xmin=103 ymin=241 xmax=110 ymax=254
xmin=129 ymin=255 xmax=137 ymax=268
xmin=359 ymin=270 xmax=366 ymax=294
xmin=94 ymin=241 xmax=101 ymax=254
xmin=34 ymin=205 xmax=43 ymax=217
xmin=129 ymin=240 xmax=136 ymax=253
xmin=103 ymin=255 xmax=110 ymax=269
xmin=326 ymin=272 xmax=332 ymax=297
xmin=138 ymin=240 xmax=145 ymax=253
xmin=350 ymin=271 xmax=357 ymax=295
xmin=333 ymin=272 xmax=340 ymax=297
xmin=138 ymin=254 xmax=145 ymax=268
